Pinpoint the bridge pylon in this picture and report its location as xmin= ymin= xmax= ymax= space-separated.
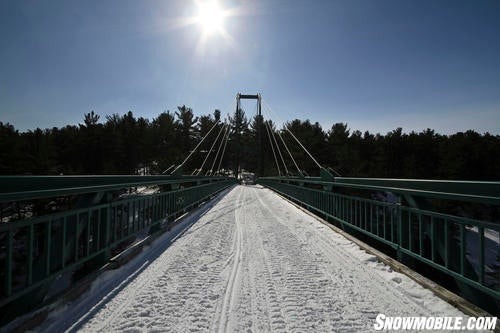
xmin=236 ymin=93 xmax=263 ymax=177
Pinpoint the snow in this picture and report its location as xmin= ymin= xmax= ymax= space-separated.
xmin=465 ymin=226 xmax=500 ymax=286
xmin=35 ymin=185 xmax=475 ymax=332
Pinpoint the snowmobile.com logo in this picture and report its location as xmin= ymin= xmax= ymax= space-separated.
xmin=373 ymin=314 xmax=497 ymax=331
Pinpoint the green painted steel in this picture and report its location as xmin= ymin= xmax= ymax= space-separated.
xmin=0 ymin=175 xmax=230 ymax=202
xmin=258 ymin=177 xmax=500 ymax=303
xmin=0 ymin=176 xmax=236 ymax=310
xmin=262 ymin=176 xmax=500 ymax=205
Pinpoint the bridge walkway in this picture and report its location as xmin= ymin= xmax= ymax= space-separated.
xmin=38 ymin=185 xmax=465 ymax=332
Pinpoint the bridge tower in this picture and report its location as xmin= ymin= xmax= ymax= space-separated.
xmin=236 ymin=93 xmax=263 ymax=177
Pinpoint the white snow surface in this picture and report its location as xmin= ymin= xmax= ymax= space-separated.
xmin=37 ymin=185 xmax=470 ymax=332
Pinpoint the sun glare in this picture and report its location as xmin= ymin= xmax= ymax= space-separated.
xmin=196 ymin=1 xmax=225 ymax=35
xmin=166 ymin=0 xmax=243 ymax=54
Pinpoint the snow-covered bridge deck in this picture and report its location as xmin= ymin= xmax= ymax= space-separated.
xmin=39 ymin=185 xmax=465 ymax=332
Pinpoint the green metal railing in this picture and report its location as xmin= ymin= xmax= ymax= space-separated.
xmin=0 ymin=175 xmax=236 ymax=310
xmin=259 ymin=177 xmax=500 ymax=305
xmin=0 ymin=175 xmax=229 ymax=202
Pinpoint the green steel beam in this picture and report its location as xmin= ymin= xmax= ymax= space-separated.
xmin=259 ymin=176 xmax=500 ymax=205
xmin=258 ymin=178 xmax=500 ymax=308
xmin=0 ymin=175 xmax=231 ymax=202
xmin=0 ymin=176 xmax=236 ymax=322
xmin=335 ymin=177 xmax=500 ymax=199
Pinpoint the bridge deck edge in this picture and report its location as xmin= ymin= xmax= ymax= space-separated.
xmin=270 ymin=190 xmax=499 ymax=332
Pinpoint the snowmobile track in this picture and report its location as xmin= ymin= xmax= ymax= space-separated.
xmin=37 ymin=185 xmax=470 ymax=333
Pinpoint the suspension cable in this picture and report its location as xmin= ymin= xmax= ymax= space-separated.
xmin=263 ymin=99 xmax=341 ymax=176
xmin=209 ymin=123 xmax=229 ymax=175
xmin=196 ymin=122 xmax=226 ymax=175
xmin=263 ymin=119 xmax=281 ymax=176
xmin=283 ymin=126 xmax=322 ymax=169
xmin=262 ymin=100 xmax=322 ymax=169
xmin=216 ymin=119 xmax=231 ymax=175
xmin=267 ymin=117 xmax=289 ymax=175
xmin=277 ymin=126 xmax=301 ymax=174
xmin=171 ymin=119 xmax=220 ymax=175
xmin=161 ymin=164 xmax=176 ymax=175
xmin=194 ymin=99 xmax=235 ymax=175
xmin=261 ymin=107 xmax=302 ymax=175
xmin=263 ymin=106 xmax=296 ymax=175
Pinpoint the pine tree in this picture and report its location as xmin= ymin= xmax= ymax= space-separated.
xmin=229 ymin=108 xmax=249 ymax=178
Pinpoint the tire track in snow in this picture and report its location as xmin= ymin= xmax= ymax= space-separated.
xmin=38 ymin=185 xmax=468 ymax=333
xmin=215 ymin=186 xmax=244 ymax=333
xmin=255 ymin=186 xmax=467 ymax=331
xmin=76 ymin=188 xmax=239 ymax=332
xmin=254 ymin=190 xmax=333 ymax=331
xmin=250 ymin=188 xmax=290 ymax=332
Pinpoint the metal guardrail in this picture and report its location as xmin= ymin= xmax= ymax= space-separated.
xmin=0 ymin=175 xmax=230 ymax=202
xmin=0 ymin=176 xmax=236 ymax=310
xmin=258 ymin=177 xmax=500 ymax=304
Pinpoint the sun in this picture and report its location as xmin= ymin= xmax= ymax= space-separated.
xmin=165 ymin=0 xmax=242 ymax=53
xmin=196 ymin=1 xmax=226 ymax=35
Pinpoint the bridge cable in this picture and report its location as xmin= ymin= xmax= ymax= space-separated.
xmin=263 ymin=118 xmax=281 ymax=176
xmin=262 ymin=106 xmax=302 ymax=175
xmin=267 ymin=119 xmax=289 ymax=176
xmin=209 ymin=123 xmax=229 ymax=175
xmin=263 ymin=99 xmax=342 ymax=176
xmin=171 ymin=119 xmax=220 ymax=175
xmin=193 ymin=99 xmax=235 ymax=175
xmin=195 ymin=121 xmax=226 ymax=175
xmin=263 ymin=100 xmax=322 ymax=169
xmin=283 ymin=127 xmax=322 ymax=169
xmin=216 ymin=117 xmax=232 ymax=175
xmin=278 ymin=127 xmax=301 ymax=175
xmin=270 ymin=117 xmax=289 ymax=175
xmin=205 ymin=123 xmax=223 ymax=175
xmin=263 ymin=106 xmax=297 ymax=175
xmin=161 ymin=164 xmax=176 ymax=175
xmin=210 ymin=100 xmax=240 ymax=176
xmin=196 ymin=124 xmax=225 ymax=175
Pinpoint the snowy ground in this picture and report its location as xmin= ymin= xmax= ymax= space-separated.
xmin=36 ymin=185 xmax=471 ymax=332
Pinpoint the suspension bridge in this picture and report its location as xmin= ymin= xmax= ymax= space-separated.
xmin=0 ymin=94 xmax=499 ymax=332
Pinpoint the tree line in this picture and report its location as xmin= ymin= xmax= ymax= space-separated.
xmin=0 ymin=106 xmax=499 ymax=180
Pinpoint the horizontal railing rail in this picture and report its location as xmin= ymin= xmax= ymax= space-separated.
xmin=0 ymin=176 xmax=236 ymax=310
xmin=0 ymin=175 xmax=231 ymax=202
xmin=262 ymin=176 xmax=500 ymax=205
xmin=258 ymin=177 xmax=500 ymax=304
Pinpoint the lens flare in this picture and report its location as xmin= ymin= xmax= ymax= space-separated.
xmin=196 ymin=1 xmax=225 ymax=35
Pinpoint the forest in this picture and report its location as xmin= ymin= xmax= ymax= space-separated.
xmin=0 ymin=106 xmax=499 ymax=180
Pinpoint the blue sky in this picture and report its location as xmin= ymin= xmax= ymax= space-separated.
xmin=1 ymin=0 xmax=499 ymax=134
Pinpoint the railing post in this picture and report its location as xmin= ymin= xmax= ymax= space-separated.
xmin=75 ymin=215 xmax=80 ymax=262
xmin=258 ymin=176 xmax=500 ymax=311
xmin=396 ymin=203 xmax=402 ymax=261
xmin=62 ymin=216 xmax=67 ymax=268
xmin=105 ymin=202 xmax=112 ymax=258
xmin=5 ymin=229 xmax=13 ymax=297
xmin=45 ymin=221 xmax=52 ymax=277
xmin=27 ymin=225 xmax=34 ymax=285
xmin=0 ymin=175 xmax=236 ymax=322
xmin=479 ymin=226 xmax=485 ymax=285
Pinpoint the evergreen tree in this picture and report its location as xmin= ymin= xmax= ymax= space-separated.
xmin=80 ymin=111 xmax=103 ymax=173
xmin=249 ymin=114 xmax=265 ymax=175
xmin=0 ymin=108 xmax=498 ymax=180
xmin=327 ymin=123 xmax=350 ymax=175
xmin=0 ymin=122 xmax=22 ymax=174
xmin=152 ymin=111 xmax=179 ymax=173
xmin=283 ymin=119 xmax=327 ymax=176
xmin=229 ymin=108 xmax=249 ymax=178
xmin=175 ymin=106 xmax=198 ymax=171
xmin=22 ymin=128 xmax=55 ymax=174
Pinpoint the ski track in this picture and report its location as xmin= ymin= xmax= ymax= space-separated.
xmin=38 ymin=185 xmax=471 ymax=333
